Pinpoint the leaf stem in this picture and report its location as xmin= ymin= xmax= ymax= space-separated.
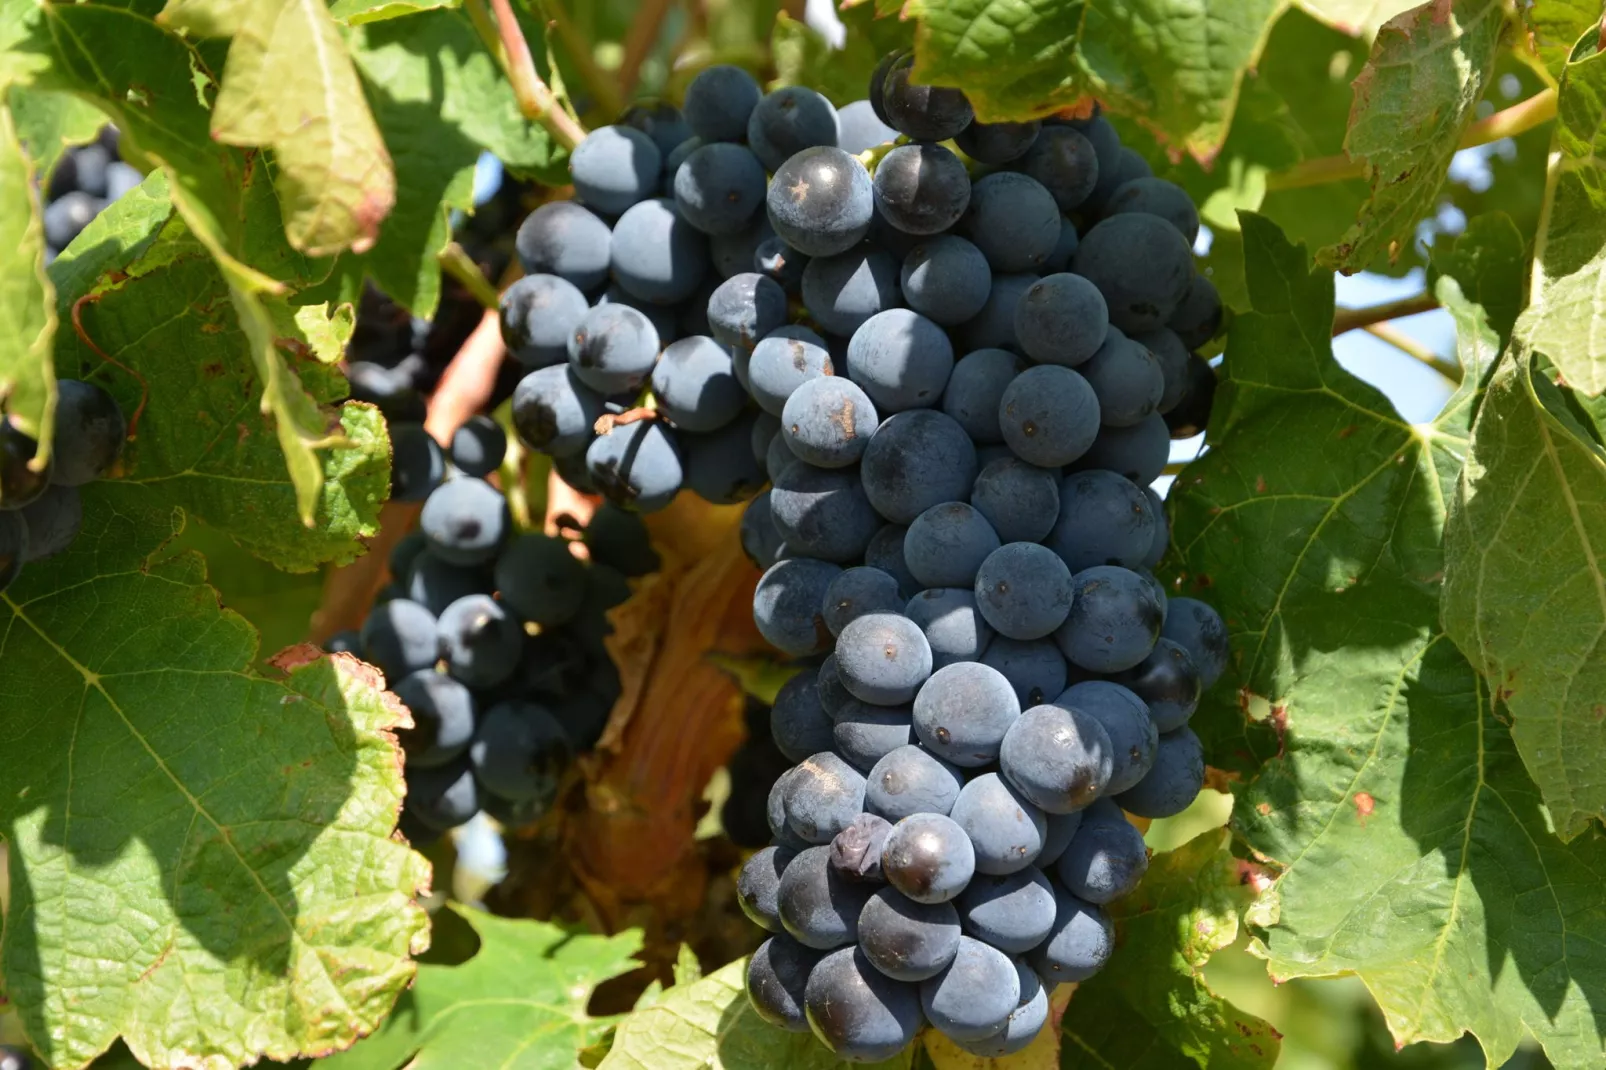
xmin=1330 ymin=292 xmax=1440 ymax=335
xmin=617 ymin=0 xmax=672 ymax=99
xmin=1266 ymin=88 xmax=1558 ymax=192
xmin=438 ymin=242 xmax=502 ymax=311
xmin=465 ymin=0 xmax=586 ymax=150
xmin=536 ymin=0 xmax=625 ymax=118
xmin=1363 ymin=322 xmax=1463 ymax=383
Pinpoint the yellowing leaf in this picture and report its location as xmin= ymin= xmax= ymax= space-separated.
xmin=0 ymin=97 xmax=56 ymax=459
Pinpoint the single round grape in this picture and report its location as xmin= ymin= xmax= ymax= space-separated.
xmin=1000 ymin=701 xmax=1114 ymax=813
xmin=860 ymin=886 xmax=963 ymax=982
xmin=957 ymin=866 xmax=1056 ymax=953
xmin=1142 ymin=487 xmax=1169 ymax=569
xmin=0 ymin=422 xmax=50 ymax=511
xmin=1061 ymin=680 xmax=1158 ymax=794
xmin=867 ymin=49 xmax=906 ymax=124
xmin=768 ymin=673 xmax=833 ymax=764
xmin=865 ymin=744 xmax=965 ymax=822
xmin=950 ymin=771 xmax=1048 ymax=875
xmin=1105 ymin=176 xmax=1201 ymax=244
xmin=838 ymin=97 xmax=898 ymax=153
xmin=515 ymin=201 xmax=612 ymax=291
xmin=494 ymin=533 xmax=587 ymax=626
xmin=684 ymin=64 xmax=762 ymax=143
xmin=998 ymin=364 xmax=1100 ymax=467
xmin=450 ymin=415 xmax=507 ymax=478
xmin=784 ymin=751 xmax=869 ymax=847
xmin=500 ymin=273 xmax=588 ymax=370
xmin=649 ymin=335 xmax=745 ymax=432
xmin=769 ymin=460 xmax=881 ymax=562
xmin=420 ymin=476 xmax=508 ymax=566
xmin=1055 ymin=564 xmax=1164 ymax=673
xmin=1075 ymin=114 xmax=1127 ymax=210
xmin=1161 ymin=597 xmax=1229 ymax=687
xmin=1014 ymin=272 xmax=1109 ymax=368
xmin=866 ymin=523 xmax=919 ymax=597
xmin=804 ymin=946 xmax=923 ymax=1061
xmin=584 ymin=503 xmax=660 ymax=576
xmin=980 ymin=637 xmax=1066 ymax=709
xmin=835 ymin=612 xmax=933 ymax=704
xmin=970 ymin=457 xmax=1060 ymax=544
xmin=905 ymin=587 xmax=994 ymax=669
xmin=407 ymin=760 xmax=480 ymax=831
xmin=754 ymin=556 xmax=841 ymax=656
xmin=809 ymin=657 xmax=849 ymax=720
xmin=747 ymin=934 xmax=819 ymax=1032
xmin=404 ymin=551 xmax=483 ymax=616
xmin=673 ymin=141 xmax=766 ymax=235
xmin=901 ymin=235 xmax=991 ymax=326
xmin=920 ymin=935 xmax=1020 ymax=1042
xmin=1132 ymin=326 xmax=1192 ymax=416
xmin=882 ymin=812 xmax=975 ymax=904
xmin=903 ymin=501 xmax=1001 ymax=590
xmin=1043 ymin=215 xmax=1080 ymax=273
xmin=860 ymin=410 xmax=978 ymax=525
xmin=566 ymin=303 xmax=660 ymax=395
xmin=1049 ymin=468 xmax=1159 ymax=572
xmin=872 ymin=142 xmax=971 ymax=235
xmin=684 ymin=412 xmax=767 ymax=505
xmin=961 ymin=171 xmax=1060 ymax=274
xmin=50 ymin=379 xmax=126 ymax=486
xmin=741 ymin=492 xmax=787 ymax=568
xmin=1114 ymin=637 xmax=1202 ymax=732
xmin=1073 ymin=214 xmax=1194 ymax=332
xmin=570 ymin=125 xmax=661 ymax=215
xmin=511 ymin=366 xmax=605 ymax=458
xmin=768 ymin=769 xmax=812 ymax=851
xmin=622 ymin=99 xmax=691 ymax=156
xmin=829 ymin=812 xmax=893 ymax=882
xmin=880 ymin=53 xmax=973 ymax=141
xmin=941 ymin=348 xmax=1020 ymax=443
xmin=779 ymin=844 xmax=874 ymax=948
xmin=833 ymin=697 xmax=915 ymax=770
xmin=1164 ymin=355 xmax=1218 ymax=439
xmin=747 ymin=325 xmax=834 ymax=416
xmin=975 ymin=542 xmax=1074 ymax=641
xmin=766 ymin=147 xmax=873 ymax=258
xmin=961 ymin=273 xmax=1039 ymax=352
xmin=361 ymin=598 xmax=439 ymax=678
xmin=1036 ymin=808 xmax=1084 ymax=868
xmin=846 ymin=308 xmax=955 ymax=413
xmin=19 ymin=484 xmax=80 ymax=561
xmin=586 ymin=418 xmax=683 ymax=513
xmin=955 ymin=118 xmax=1040 ymax=164
xmin=952 ymin=957 xmax=1050 ymax=1057
xmin=800 ymin=245 xmax=902 ymax=336
xmin=912 ymin=660 xmax=1020 ymax=767
xmin=393 ymin=669 xmax=475 ymax=768
xmin=1167 ymin=275 xmax=1224 ymax=350
xmin=1022 ymin=125 xmax=1101 ymax=211
xmin=610 ymin=197 xmax=711 ymax=304
xmin=1115 ymin=725 xmax=1204 ymax=817
xmin=739 ymin=844 xmax=796 ymax=932
xmin=1029 ymin=886 xmax=1113 ymax=983
xmin=822 ymin=565 xmax=905 ymax=637
xmin=469 ymin=701 xmax=571 ymax=803
xmin=437 ymin=593 xmax=522 ymax=688
xmin=782 ymin=376 xmax=879 ymax=468
xmin=753 ymin=235 xmax=808 ymax=293
xmin=748 ymin=86 xmax=840 ymax=172
xmin=1080 ymin=327 xmax=1166 ymax=427
xmin=708 ymin=272 xmax=788 ymax=350
xmin=1056 ymin=798 xmax=1149 ymax=903
xmin=599 ymin=282 xmax=680 ymax=347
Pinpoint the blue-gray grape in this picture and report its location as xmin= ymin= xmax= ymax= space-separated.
xmin=450 ymin=415 xmax=507 ymax=477
xmin=880 ymin=53 xmax=973 ymax=142
xmin=881 ymin=812 xmax=975 ymax=904
xmin=1080 ymin=327 xmax=1165 ymax=427
xmin=1167 ymin=275 xmax=1223 ymax=350
xmin=609 ymin=197 xmax=710 ymax=304
xmin=835 ymin=612 xmax=933 ymax=704
xmin=769 ymin=460 xmax=881 ymax=562
xmin=860 ymin=410 xmax=977 ymax=525
xmin=865 ymin=744 xmax=965 ymax=822
xmin=684 ymin=64 xmax=762 ymax=143
xmin=1048 ymin=469 xmax=1158 ymax=572
xmin=800 ymin=246 xmax=902 ymax=336
xmin=902 ymin=501 xmax=1000 ymax=589
xmin=405 ymin=551 xmax=484 ymax=616
xmin=940 ymin=348 xmax=1020 ymax=443
xmin=845 ymin=308 xmax=954 ymax=413
xmin=998 ymin=364 xmax=1100 ymax=467
xmin=1072 ymin=213 xmax=1194 ymax=332
xmin=1113 ymin=637 xmax=1201 ymax=732
xmin=1060 ymin=680 xmax=1158 ymax=794
xmin=515 ymin=201 xmax=612 ymax=291
xmin=905 ymin=587 xmax=994 ymax=669
xmin=501 ymin=273 xmax=588 ymax=369
xmin=872 ymin=142 xmax=970 ymax=235
xmin=858 ymin=886 xmax=962 ymax=981
xmin=974 ymin=542 xmax=1074 ymax=641
xmin=822 ymin=565 xmax=905 ymax=637
xmin=748 ymin=86 xmax=840 ymax=173
xmin=1161 ymin=597 xmax=1229 ymax=687
xmin=865 ymin=523 xmax=919 ymax=597
xmin=784 ymin=751 xmax=869 ymax=846
xmin=781 ymin=376 xmax=879 ymax=468
xmin=437 ymin=593 xmax=522 ymax=688
xmin=954 ymin=119 xmax=1040 ymax=164
xmin=951 ymin=957 xmax=1049 ymax=1057
xmin=739 ymin=845 xmax=796 ymax=932
xmin=1013 ymin=273 xmax=1109 ymax=368
xmin=961 ymin=172 xmax=1060 ymax=274
xmin=361 ymin=598 xmax=439 ymax=677
xmin=1054 ymin=564 xmax=1164 ymax=672
xmin=949 ymin=771 xmax=1047 ymax=875
xmin=1105 ymin=176 xmax=1201 ymax=244
xmin=495 ymin=533 xmax=588 ymax=626
xmin=388 ymin=423 xmax=445 ymax=502
xmin=393 ymin=669 xmax=475 ymax=768
xmin=512 ymin=366 xmax=605 ymax=458
xmin=469 ymin=701 xmax=570 ymax=803
xmin=1021 ymin=126 xmax=1101 ymax=211
xmin=754 ymin=556 xmax=841 ymax=655
xmin=920 ymin=935 xmax=1019 ymax=1042
xmin=420 ymin=476 xmax=509 ymax=566
xmin=586 ymin=418 xmax=684 ymax=513
xmin=1029 ymin=886 xmax=1113 ymax=982
xmin=1114 ymin=725 xmax=1203 ymax=818
xmin=766 ymin=146 xmax=872 ymax=257
xmin=911 ymin=660 xmax=1019 ymax=766
xmin=748 ymin=324 xmax=834 ymax=416
xmin=649 ymin=335 xmax=746 ymax=431
xmin=960 ymin=272 xmax=1039 ymax=352
xmin=748 ymin=935 xmax=820 ymax=1032
xmin=804 ymin=946 xmax=923 ymax=1060
xmin=673 ymin=141 xmax=766 ymax=235
xmin=708 ymin=272 xmax=788 ymax=350
xmin=50 ymin=379 xmax=125 ymax=486
xmin=956 ymin=867 xmax=1056 ymax=953
xmin=570 ymin=125 xmax=661 ymax=215
xmin=1055 ymin=798 xmax=1148 ymax=903
xmin=567 ymin=303 xmax=660 ymax=395
xmin=837 ymin=98 xmax=898 ymax=154
xmin=778 ymin=844 xmax=873 ymax=948
xmin=681 ymin=412 xmax=766 ymax=504
xmin=832 ymin=698 xmax=914 ymax=771
xmin=970 ymin=457 xmax=1060 ymax=544
xmin=999 ymin=701 xmax=1113 ymax=813
xmin=901 ymin=236 xmax=992 ymax=326
xmin=740 ymin=489 xmax=788 ymax=567
xmin=980 ymin=637 xmax=1067 ymax=708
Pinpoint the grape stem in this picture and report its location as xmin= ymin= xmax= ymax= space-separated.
xmin=1363 ymin=322 xmax=1463 ymax=383
xmin=1330 ymin=292 xmax=1440 ymax=335
xmin=535 ymin=0 xmax=625 ymax=119
xmin=438 ymin=243 xmax=502 ymax=311
xmin=1266 ymin=87 xmax=1558 ymax=192
xmin=465 ymin=0 xmax=586 ymax=150
xmin=617 ymin=0 xmax=671 ymax=99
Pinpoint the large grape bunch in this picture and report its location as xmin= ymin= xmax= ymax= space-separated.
xmin=326 ymin=420 xmax=660 ymax=838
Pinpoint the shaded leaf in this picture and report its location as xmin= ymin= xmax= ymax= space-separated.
xmin=1061 ymin=830 xmax=1278 ymax=1070
xmin=0 ymin=97 xmax=56 ymax=457
xmin=598 ymin=957 xmax=913 ymax=1070
xmin=0 ymin=493 xmax=430 ymax=1070
xmin=159 ymin=519 xmax=323 ymax=661
xmin=1320 ymin=0 xmax=1507 ymax=271
xmin=205 ymin=0 xmax=397 ymax=257
xmin=1518 ymin=39 xmax=1606 ymax=395
xmin=7 ymin=84 xmax=105 ymax=181
xmin=1429 ymin=210 xmax=1528 ymax=345
xmin=320 ymin=904 xmax=642 ymax=1070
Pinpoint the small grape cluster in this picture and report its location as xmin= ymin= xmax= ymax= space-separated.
xmin=326 ymin=420 xmax=659 ymax=840
xmin=0 ymin=379 xmax=129 ymax=593
xmin=39 ymin=129 xmax=144 ymax=260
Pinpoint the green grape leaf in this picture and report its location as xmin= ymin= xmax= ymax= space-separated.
xmin=7 ymin=85 xmax=105 ymax=181
xmin=0 ymin=490 xmax=430 ymax=1070
xmin=161 ymin=519 xmax=324 ymax=661
xmin=1061 ymin=830 xmax=1280 ymax=1069
xmin=202 ymin=0 xmax=397 ymax=257
xmin=329 ymin=0 xmax=458 ymax=26
xmin=1442 ymin=337 xmax=1606 ymax=840
xmin=1319 ymin=0 xmax=1507 ymax=272
xmin=0 ymin=98 xmax=56 ymax=458
xmin=1172 ymin=215 xmax=1606 ymax=1067
xmin=1525 ymin=0 xmax=1602 ymax=79
xmin=1429 ymin=211 xmax=1527 ymax=345
xmin=1517 ymin=40 xmax=1606 ymax=396
xmin=598 ymin=958 xmax=913 ymax=1070
xmin=156 ymin=0 xmax=252 ymax=36
xmin=904 ymin=0 xmax=1286 ymax=160
xmin=319 ymin=904 xmax=642 ymax=1070
xmin=770 ymin=11 xmax=893 ymax=106
xmin=51 ymin=194 xmax=388 ymax=572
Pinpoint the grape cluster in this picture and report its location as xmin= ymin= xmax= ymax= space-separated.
xmin=39 ymin=128 xmax=144 ymax=259
xmin=325 ymin=425 xmax=659 ymax=839
xmin=0 ymin=378 xmax=129 ymax=593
